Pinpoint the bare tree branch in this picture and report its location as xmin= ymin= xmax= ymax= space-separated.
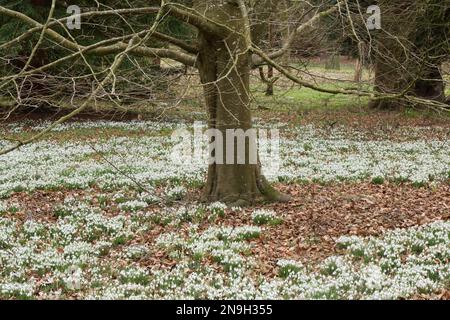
xmin=252 ymin=5 xmax=339 ymax=67
xmin=0 ymin=5 xmax=168 ymax=156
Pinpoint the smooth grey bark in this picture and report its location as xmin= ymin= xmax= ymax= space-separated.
xmin=194 ymin=1 xmax=289 ymax=205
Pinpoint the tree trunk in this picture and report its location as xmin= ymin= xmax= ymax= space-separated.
xmin=265 ymin=21 xmax=275 ymax=96
xmin=280 ymin=0 xmax=291 ymax=66
xmin=265 ymin=65 xmax=274 ymax=96
xmin=413 ymin=65 xmax=446 ymax=102
xmin=259 ymin=65 xmax=275 ymax=96
xmin=325 ymin=54 xmax=340 ymax=71
xmin=353 ymin=41 xmax=368 ymax=83
xmin=369 ymin=0 xmax=415 ymax=109
xmin=369 ymin=48 xmax=410 ymax=109
xmin=353 ymin=58 xmax=363 ymax=83
xmin=369 ymin=47 xmax=446 ymax=109
xmin=253 ymin=3 xmax=276 ymax=97
xmin=195 ymin=1 xmax=288 ymax=205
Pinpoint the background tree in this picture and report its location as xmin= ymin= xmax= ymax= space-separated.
xmin=368 ymin=0 xmax=449 ymax=109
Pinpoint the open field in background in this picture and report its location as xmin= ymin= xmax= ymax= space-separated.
xmin=1 ymin=57 xmax=448 ymax=124
xmin=0 ymin=62 xmax=449 ymax=300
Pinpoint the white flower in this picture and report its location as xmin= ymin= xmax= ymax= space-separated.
xmin=165 ymin=186 xmax=187 ymax=200
xmin=119 ymin=200 xmax=148 ymax=212
xmin=252 ymin=209 xmax=281 ymax=225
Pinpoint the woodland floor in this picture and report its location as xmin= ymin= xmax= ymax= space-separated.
xmin=0 ymin=66 xmax=449 ymax=299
